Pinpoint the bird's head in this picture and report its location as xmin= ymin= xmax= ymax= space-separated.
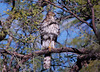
xmin=47 ymin=11 xmax=55 ymax=17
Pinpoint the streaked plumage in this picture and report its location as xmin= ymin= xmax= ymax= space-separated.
xmin=40 ymin=11 xmax=60 ymax=69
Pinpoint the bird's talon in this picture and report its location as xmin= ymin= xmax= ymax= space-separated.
xmin=49 ymin=47 xmax=54 ymax=52
xmin=49 ymin=48 xmax=51 ymax=52
xmin=48 ymin=46 xmax=51 ymax=52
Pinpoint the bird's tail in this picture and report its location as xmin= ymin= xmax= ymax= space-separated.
xmin=43 ymin=54 xmax=51 ymax=69
xmin=42 ymin=40 xmax=55 ymax=69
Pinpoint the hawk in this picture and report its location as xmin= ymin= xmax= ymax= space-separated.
xmin=40 ymin=11 xmax=60 ymax=69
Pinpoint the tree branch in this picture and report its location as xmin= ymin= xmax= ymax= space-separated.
xmin=0 ymin=46 xmax=98 ymax=72
xmin=0 ymin=47 xmax=90 ymax=60
xmin=70 ymin=52 xmax=100 ymax=72
xmin=0 ymin=45 xmax=99 ymax=72
xmin=87 ymin=0 xmax=98 ymax=38
xmin=44 ymin=0 xmax=90 ymax=26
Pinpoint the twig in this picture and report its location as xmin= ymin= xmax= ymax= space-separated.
xmin=44 ymin=0 xmax=90 ymax=26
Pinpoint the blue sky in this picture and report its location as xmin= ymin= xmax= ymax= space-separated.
xmin=0 ymin=2 xmax=69 ymax=47
xmin=0 ymin=2 xmax=93 ymax=48
xmin=0 ymin=3 xmax=10 ymax=19
xmin=0 ymin=1 xmax=95 ymax=71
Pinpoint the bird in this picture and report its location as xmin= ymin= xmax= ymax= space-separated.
xmin=40 ymin=11 xmax=60 ymax=69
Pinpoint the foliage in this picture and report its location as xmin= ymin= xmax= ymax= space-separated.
xmin=80 ymin=60 xmax=100 ymax=72
xmin=0 ymin=0 xmax=100 ymax=72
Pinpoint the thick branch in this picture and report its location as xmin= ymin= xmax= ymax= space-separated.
xmin=0 ymin=47 xmax=90 ymax=60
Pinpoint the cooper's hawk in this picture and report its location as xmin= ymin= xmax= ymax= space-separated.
xmin=40 ymin=11 xmax=60 ymax=69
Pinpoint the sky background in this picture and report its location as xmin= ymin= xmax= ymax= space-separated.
xmin=0 ymin=1 xmax=95 ymax=71
xmin=0 ymin=1 xmax=94 ymax=48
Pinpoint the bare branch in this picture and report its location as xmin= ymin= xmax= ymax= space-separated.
xmin=9 ymin=56 xmax=14 ymax=70
xmin=6 ymin=36 xmax=13 ymax=49
xmin=0 ymin=47 xmax=90 ymax=62
xmin=87 ymin=0 xmax=98 ymax=38
xmin=44 ymin=0 xmax=90 ymax=26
